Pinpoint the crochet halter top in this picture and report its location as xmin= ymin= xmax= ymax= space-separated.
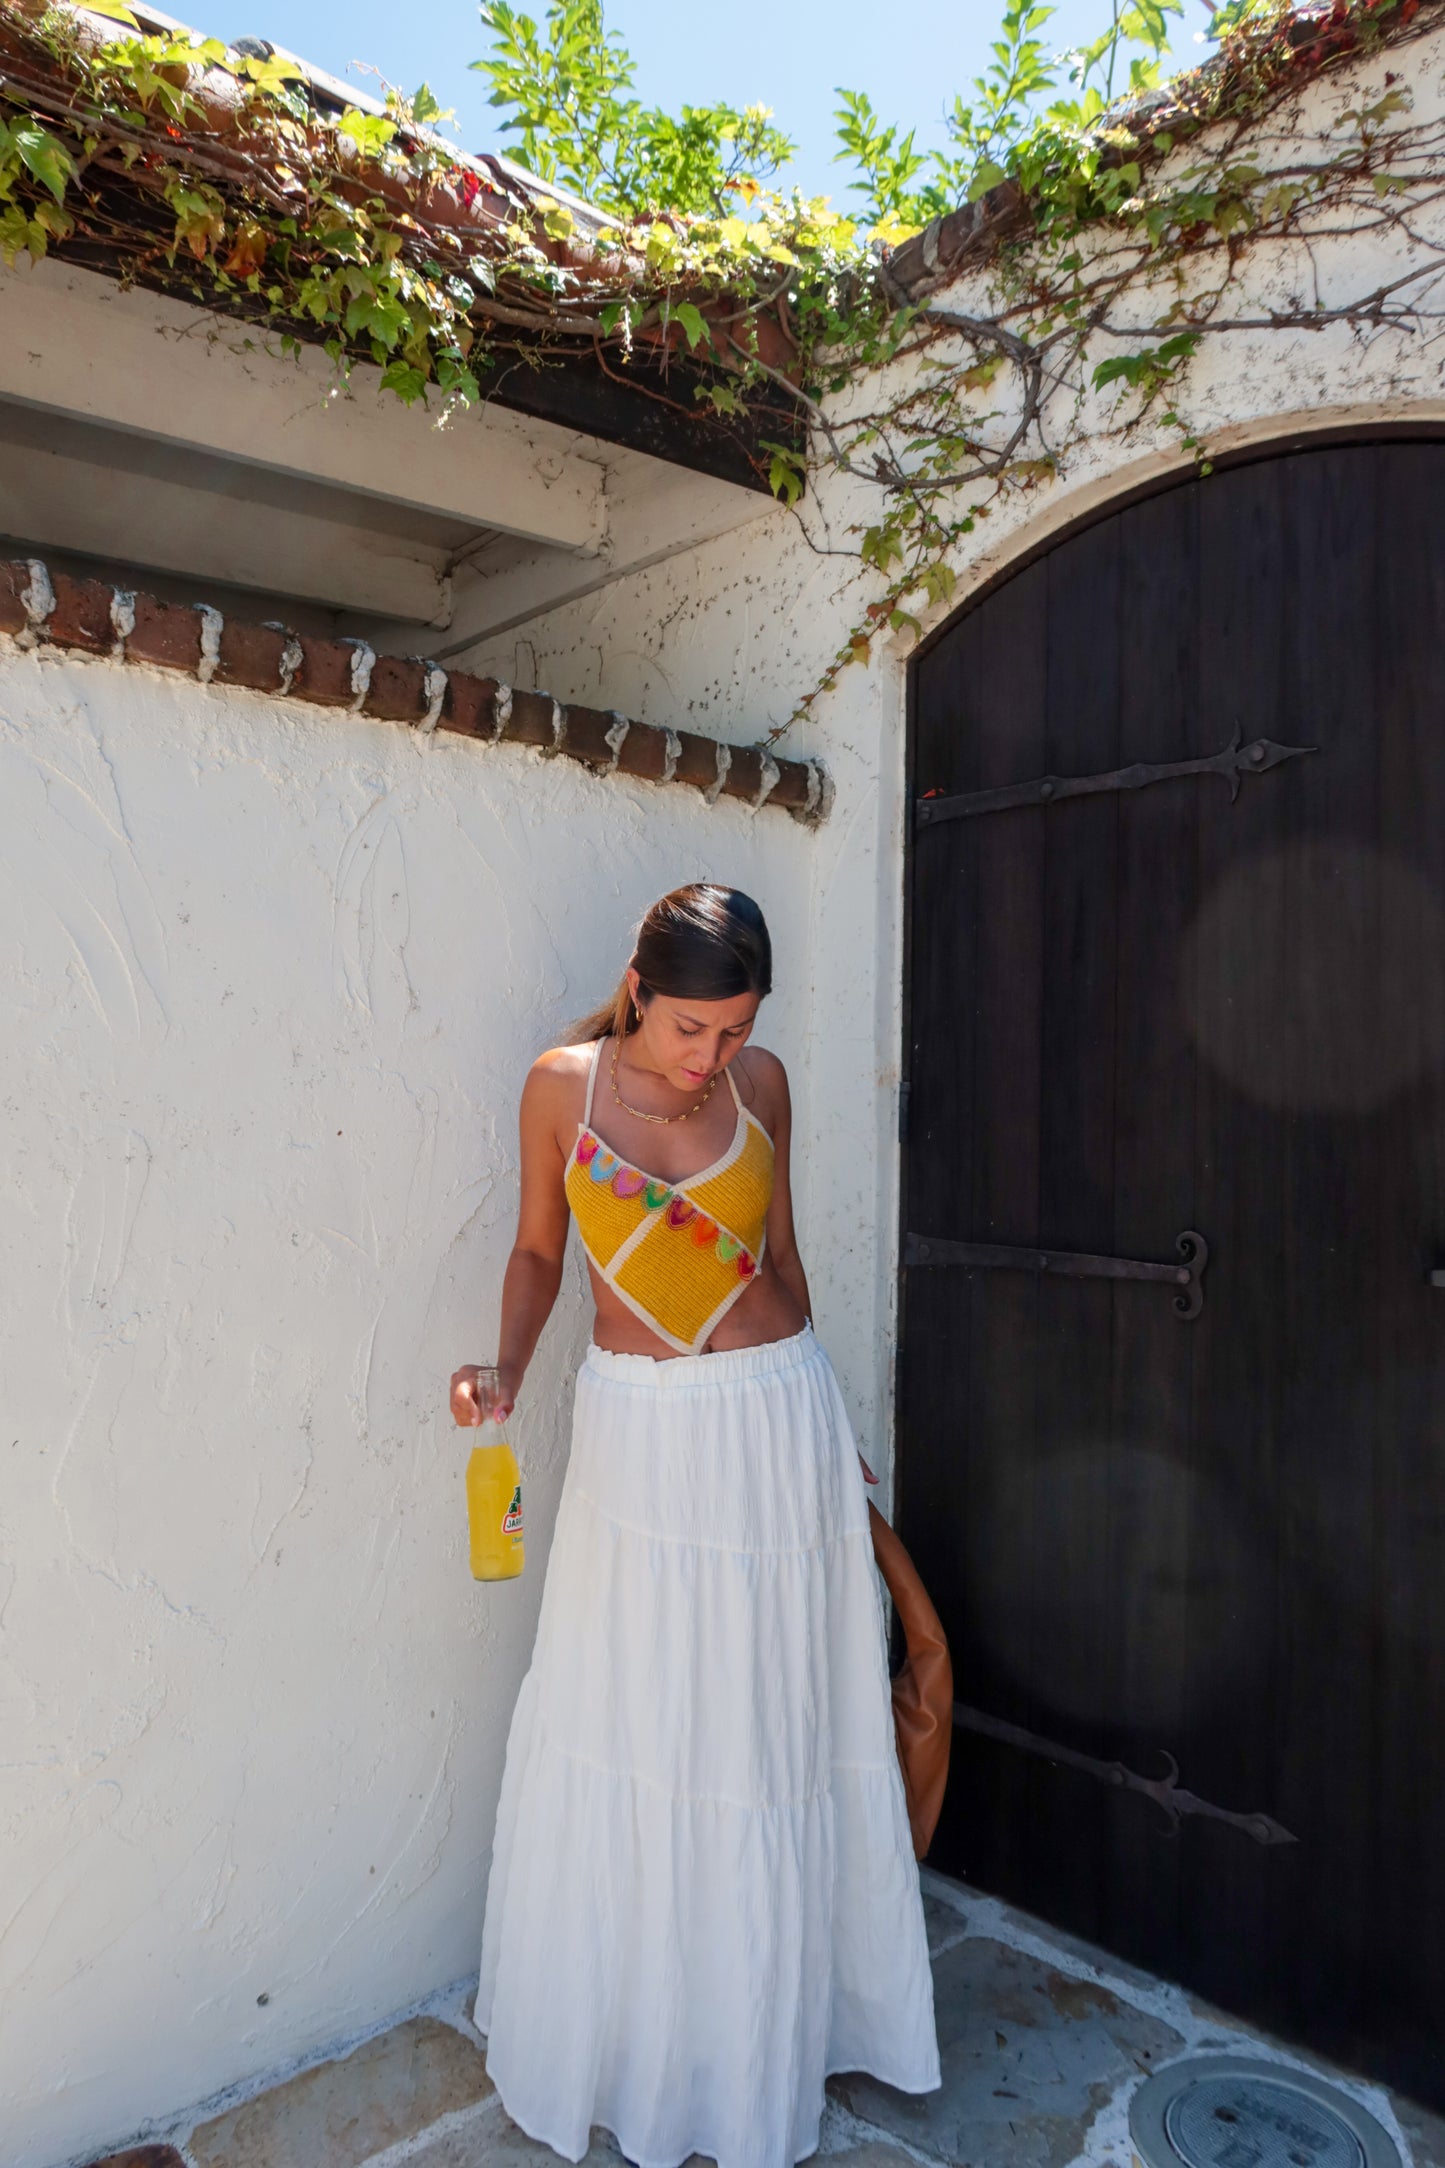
xmin=563 ymin=1036 xmax=776 ymax=1355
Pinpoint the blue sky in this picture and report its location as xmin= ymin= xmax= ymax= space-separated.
xmin=222 ymin=0 xmax=1210 ymax=203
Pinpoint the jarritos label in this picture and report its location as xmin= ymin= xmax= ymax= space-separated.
xmin=502 ymin=1485 xmax=523 ymax=1537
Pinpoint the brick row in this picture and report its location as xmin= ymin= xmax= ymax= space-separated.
xmin=0 ymin=560 xmax=828 ymax=823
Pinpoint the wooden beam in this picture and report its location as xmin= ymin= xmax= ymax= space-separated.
xmin=0 ymin=259 xmax=609 ymax=557
xmin=474 ymin=346 xmax=798 ymax=496
xmin=0 ymin=428 xmax=452 ymax=625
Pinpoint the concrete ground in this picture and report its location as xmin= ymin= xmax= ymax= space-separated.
xmin=81 ymin=1872 xmax=1445 ymax=2168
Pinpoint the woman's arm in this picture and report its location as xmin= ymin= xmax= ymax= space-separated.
xmin=450 ymin=1054 xmax=574 ymax=1427
xmin=755 ymin=1053 xmax=812 ymax=1323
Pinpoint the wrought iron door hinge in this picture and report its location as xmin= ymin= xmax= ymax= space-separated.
xmin=906 ymin=1228 xmax=1208 ymax=1318
xmin=916 ymin=723 xmax=1316 ymax=829
xmin=952 ymin=1702 xmax=1297 ymax=1846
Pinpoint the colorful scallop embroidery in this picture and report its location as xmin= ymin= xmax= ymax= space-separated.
xmin=574 ymin=1131 xmax=758 ymax=1279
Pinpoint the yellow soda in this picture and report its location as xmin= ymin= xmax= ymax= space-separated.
xmin=466 ymin=1426 xmax=525 ymax=1580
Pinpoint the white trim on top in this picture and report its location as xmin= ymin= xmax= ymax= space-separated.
xmin=567 ymin=1049 xmax=774 ymax=1202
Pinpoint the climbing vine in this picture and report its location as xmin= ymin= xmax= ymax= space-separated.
xmin=0 ymin=0 xmax=1442 ymax=738
xmin=779 ymin=0 xmax=1445 ymax=726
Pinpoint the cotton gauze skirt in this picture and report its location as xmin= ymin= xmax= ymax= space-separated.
xmin=474 ymin=1323 xmax=940 ymax=2168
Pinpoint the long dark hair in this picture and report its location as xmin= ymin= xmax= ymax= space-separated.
xmin=568 ymin=884 xmax=773 ymax=1045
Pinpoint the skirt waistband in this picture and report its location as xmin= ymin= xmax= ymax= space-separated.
xmin=583 ymin=1321 xmax=819 ymax=1389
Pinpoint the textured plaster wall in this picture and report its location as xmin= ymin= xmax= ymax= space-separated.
xmin=462 ymin=24 xmax=1445 ymax=1495
xmin=0 ymin=645 xmax=809 ymax=2168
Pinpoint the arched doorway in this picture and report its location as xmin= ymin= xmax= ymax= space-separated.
xmin=899 ymin=439 xmax=1445 ymax=2104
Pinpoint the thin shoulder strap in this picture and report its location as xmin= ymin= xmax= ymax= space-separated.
xmin=583 ymin=1036 xmax=606 ymax=1124
xmin=727 ymin=1054 xmax=772 ymax=1143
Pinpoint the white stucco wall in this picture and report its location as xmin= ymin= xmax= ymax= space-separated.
xmin=0 ymin=646 xmax=811 ymax=2168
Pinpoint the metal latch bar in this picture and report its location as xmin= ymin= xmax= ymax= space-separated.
xmin=915 ymin=723 xmax=1315 ymax=829
xmin=952 ymin=1701 xmax=1296 ymax=1845
xmin=905 ymin=1228 xmax=1208 ymax=1319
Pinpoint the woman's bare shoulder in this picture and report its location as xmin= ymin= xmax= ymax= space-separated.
xmin=522 ymin=1040 xmax=598 ymax=1119
xmin=531 ymin=1039 xmax=599 ymax=1080
xmin=733 ymin=1043 xmax=790 ymax=1119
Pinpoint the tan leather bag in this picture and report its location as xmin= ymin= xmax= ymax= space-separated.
xmin=868 ymin=1501 xmax=953 ymax=1860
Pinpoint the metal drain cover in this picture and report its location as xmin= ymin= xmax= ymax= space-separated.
xmin=1130 ymin=2056 xmax=1402 ymax=2168
xmin=1165 ymin=2072 xmax=1363 ymax=2168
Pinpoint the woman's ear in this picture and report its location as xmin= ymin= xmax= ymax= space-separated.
xmin=625 ymin=964 xmax=641 ymax=1006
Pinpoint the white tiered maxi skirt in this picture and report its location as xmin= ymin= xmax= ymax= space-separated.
xmin=475 ymin=1324 xmax=940 ymax=2168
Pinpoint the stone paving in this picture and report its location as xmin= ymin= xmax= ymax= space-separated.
xmin=75 ymin=1872 xmax=1445 ymax=2168
xmin=186 ymin=2019 xmax=495 ymax=2168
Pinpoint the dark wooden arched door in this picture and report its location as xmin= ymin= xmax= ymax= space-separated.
xmin=900 ymin=439 xmax=1445 ymax=2104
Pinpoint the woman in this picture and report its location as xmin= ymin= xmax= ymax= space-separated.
xmin=450 ymin=884 xmax=939 ymax=2168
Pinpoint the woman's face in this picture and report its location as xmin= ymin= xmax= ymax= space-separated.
xmin=625 ymin=969 xmax=760 ymax=1092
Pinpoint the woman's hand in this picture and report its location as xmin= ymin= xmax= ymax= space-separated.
xmin=449 ymin=1365 xmax=518 ymax=1428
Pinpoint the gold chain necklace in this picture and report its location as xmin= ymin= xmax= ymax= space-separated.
xmin=610 ymin=1035 xmax=719 ymax=1126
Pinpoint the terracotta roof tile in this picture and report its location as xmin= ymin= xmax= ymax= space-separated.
xmin=1 ymin=557 xmax=829 ymax=823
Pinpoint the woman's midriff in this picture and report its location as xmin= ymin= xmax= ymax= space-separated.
xmin=584 ymin=1249 xmax=807 ymax=1359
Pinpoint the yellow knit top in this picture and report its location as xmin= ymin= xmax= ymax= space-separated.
xmin=564 ymin=1036 xmax=775 ymax=1355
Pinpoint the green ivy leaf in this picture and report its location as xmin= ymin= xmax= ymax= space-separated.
xmin=861 ymin=524 xmax=904 ymax=571
xmin=339 ymin=108 xmax=398 ymax=159
xmin=644 ymin=223 xmax=679 ymax=271
xmin=763 ymin=441 xmax=805 ymax=505
xmin=238 ymin=53 xmax=306 ymax=96
xmin=966 ymin=157 xmax=1007 ymax=202
xmin=1093 ymin=353 xmax=1139 ymax=388
xmin=410 ymin=83 xmax=447 ymax=125
xmin=961 ymin=353 xmax=1004 ymax=392
xmin=0 ymin=202 xmax=39 ymax=265
xmin=379 ymin=357 xmax=429 ymax=402
xmin=32 ymin=200 xmax=74 ymax=241
xmin=435 ymin=355 xmax=480 ymax=402
xmin=13 ymin=124 xmax=74 ymax=205
xmin=672 ymin=300 xmax=708 ymax=350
